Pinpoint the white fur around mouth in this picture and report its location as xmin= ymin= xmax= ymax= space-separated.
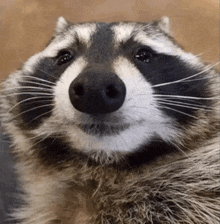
xmin=77 ymin=122 xmax=130 ymax=136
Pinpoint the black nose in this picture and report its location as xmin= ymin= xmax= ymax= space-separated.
xmin=69 ymin=71 xmax=126 ymax=114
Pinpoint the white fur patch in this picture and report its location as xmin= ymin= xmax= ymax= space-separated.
xmin=53 ymin=57 xmax=88 ymax=122
xmin=23 ymin=39 xmax=75 ymax=74
xmin=48 ymin=56 xmax=177 ymax=154
xmin=134 ymin=32 xmax=201 ymax=67
xmin=56 ymin=17 xmax=69 ymax=33
xmin=112 ymin=23 xmax=135 ymax=44
xmin=23 ymin=24 xmax=96 ymax=74
xmin=73 ymin=24 xmax=97 ymax=46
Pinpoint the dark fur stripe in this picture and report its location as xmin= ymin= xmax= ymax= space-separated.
xmin=18 ymin=56 xmax=73 ymax=129
xmin=33 ymin=137 xmax=87 ymax=169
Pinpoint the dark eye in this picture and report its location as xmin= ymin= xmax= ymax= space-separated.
xmin=57 ymin=50 xmax=73 ymax=66
xmin=134 ymin=48 xmax=153 ymax=63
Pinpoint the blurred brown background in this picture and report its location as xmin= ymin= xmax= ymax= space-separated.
xmin=0 ymin=0 xmax=219 ymax=80
xmin=0 ymin=1 xmax=219 ymax=223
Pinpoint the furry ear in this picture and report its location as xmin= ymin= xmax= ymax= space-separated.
xmin=158 ymin=16 xmax=170 ymax=34
xmin=55 ymin=17 xmax=69 ymax=33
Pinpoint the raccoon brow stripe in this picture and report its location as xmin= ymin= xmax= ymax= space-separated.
xmin=152 ymin=63 xmax=218 ymax=88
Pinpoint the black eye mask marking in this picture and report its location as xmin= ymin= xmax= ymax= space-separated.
xmin=17 ymin=54 xmax=75 ymax=130
xmin=56 ymin=50 xmax=74 ymax=66
xmin=134 ymin=47 xmax=154 ymax=63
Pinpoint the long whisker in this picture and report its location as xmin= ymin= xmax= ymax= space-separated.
xmin=27 ymin=110 xmax=54 ymax=125
xmin=157 ymin=105 xmax=198 ymax=119
xmin=19 ymin=80 xmax=55 ymax=89
xmin=23 ymin=132 xmax=53 ymax=149
xmin=128 ymin=105 xmax=160 ymax=117
xmin=152 ymin=63 xmax=219 ymax=88
xmin=1 ymin=86 xmax=53 ymax=93
xmin=1 ymin=92 xmax=54 ymax=97
xmin=130 ymin=93 xmax=218 ymax=101
xmin=21 ymin=75 xmax=56 ymax=85
xmin=180 ymin=77 xmax=214 ymax=82
xmin=8 ymin=96 xmax=53 ymax=113
xmin=10 ymin=104 xmax=55 ymax=121
xmin=156 ymin=98 xmax=211 ymax=109
xmin=157 ymin=100 xmax=213 ymax=111
xmin=154 ymin=94 xmax=218 ymax=100
xmin=171 ymin=141 xmax=189 ymax=159
xmin=36 ymin=68 xmax=64 ymax=84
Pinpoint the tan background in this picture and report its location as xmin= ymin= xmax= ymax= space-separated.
xmin=0 ymin=1 xmax=219 ymax=223
xmin=0 ymin=0 xmax=219 ymax=80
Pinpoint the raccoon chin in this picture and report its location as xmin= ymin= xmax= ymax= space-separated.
xmin=88 ymin=149 xmax=123 ymax=165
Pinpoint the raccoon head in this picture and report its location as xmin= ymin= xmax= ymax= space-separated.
xmin=1 ymin=17 xmax=218 ymax=168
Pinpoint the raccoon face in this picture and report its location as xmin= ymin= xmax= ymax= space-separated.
xmin=1 ymin=17 xmax=216 ymax=166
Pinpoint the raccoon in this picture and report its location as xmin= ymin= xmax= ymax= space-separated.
xmin=0 ymin=16 xmax=219 ymax=224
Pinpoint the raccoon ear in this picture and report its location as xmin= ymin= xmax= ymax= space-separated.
xmin=158 ymin=16 xmax=170 ymax=34
xmin=55 ymin=17 xmax=69 ymax=33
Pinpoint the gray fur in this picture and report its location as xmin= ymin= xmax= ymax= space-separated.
xmin=0 ymin=17 xmax=219 ymax=224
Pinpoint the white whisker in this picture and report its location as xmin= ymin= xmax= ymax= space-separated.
xmin=157 ymin=100 xmax=213 ymax=111
xmin=21 ymin=75 xmax=56 ymax=85
xmin=34 ymin=133 xmax=53 ymax=147
xmin=10 ymin=104 xmax=55 ymax=121
xmin=1 ymin=86 xmax=53 ymax=93
xmin=154 ymin=94 xmax=218 ymax=100
xmin=181 ymin=77 xmax=214 ymax=82
xmin=129 ymin=93 xmax=217 ymax=102
xmin=19 ymin=80 xmax=55 ymax=88
xmin=8 ymin=96 xmax=53 ymax=113
xmin=36 ymin=69 xmax=61 ymax=82
xmin=2 ymin=92 xmax=54 ymax=97
xmin=156 ymin=98 xmax=210 ymax=109
xmin=24 ymin=132 xmax=53 ymax=149
xmin=27 ymin=110 xmax=54 ymax=125
xmin=158 ymin=105 xmax=198 ymax=119
xmin=152 ymin=63 xmax=219 ymax=88
xmin=171 ymin=141 xmax=189 ymax=159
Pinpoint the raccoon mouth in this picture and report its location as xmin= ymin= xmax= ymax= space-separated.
xmin=77 ymin=122 xmax=130 ymax=136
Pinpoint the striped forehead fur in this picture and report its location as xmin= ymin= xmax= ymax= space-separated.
xmin=52 ymin=21 xmax=202 ymax=68
xmin=0 ymin=17 xmax=219 ymax=224
xmin=24 ymin=20 xmax=199 ymax=70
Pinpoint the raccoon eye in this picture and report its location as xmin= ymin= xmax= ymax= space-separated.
xmin=134 ymin=48 xmax=153 ymax=63
xmin=56 ymin=50 xmax=73 ymax=65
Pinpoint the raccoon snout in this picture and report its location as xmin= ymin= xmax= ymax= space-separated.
xmin=69 ymin=71 xmax=126 ymax=114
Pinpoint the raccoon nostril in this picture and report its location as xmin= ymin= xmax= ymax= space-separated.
xmin=106 ymin=85 xmax=119 ymax=98
xmin=69 ymin=71 xmax=126 ymax=114
xmin=73 ymin=84 xmax=84 ymax=96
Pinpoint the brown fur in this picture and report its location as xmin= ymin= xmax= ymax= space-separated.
xmin=8 ymin=137 xmax=220 ymax=224
xmin=0 ymin=18 xmax=219 ymax=224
